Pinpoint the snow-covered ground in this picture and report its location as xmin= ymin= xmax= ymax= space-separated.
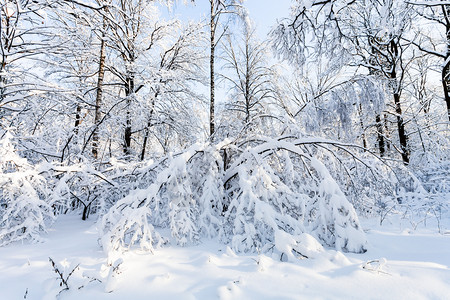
xmin=1 ymin=214 xmax=449 ymax=300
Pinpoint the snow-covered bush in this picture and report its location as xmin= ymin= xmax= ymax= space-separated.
xmin=101 ymin=143 xmax=225 ymax=252
xmin=42 ymin=155 xmax=165 ymax=221
xmin=45 ymin=163 xmax=117 ymax=220
xmin=100 ymin=137 xmax=368 ymax=258
xmin=313 ymin=149 xmax=399 ymax=218
xmin=221 ymin=138 xmax=367 ymax=255
xmin=307 ymin=157 xmax=367 ymax=252
xmin=0 ymin=133 xmax=53 ymax=246
xmin=390 ymin=162 xmax=450 ymax=231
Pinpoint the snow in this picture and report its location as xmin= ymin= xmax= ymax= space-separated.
xmin=1 ymin=0 xmax=448 ymax=297
xmin=0 ymin=214 xmax=449 ymax=299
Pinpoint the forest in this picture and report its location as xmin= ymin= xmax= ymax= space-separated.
xmin=0 ymin=0 xmax=449 ymax=298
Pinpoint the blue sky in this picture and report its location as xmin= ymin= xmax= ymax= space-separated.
xmin=162 ymin=0 xmax=292 ymax=38
xmin=243 ymin=0 xmax=291 ymax=36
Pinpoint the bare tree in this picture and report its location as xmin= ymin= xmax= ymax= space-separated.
xmin=92 ymin=2 xmax=109 ymax=159
xmin=272 ymin=0 xmax=414 ymax=164
xmin=0 ymin=0 xmax=57 ymax=129
xmin=46 ymin=0 xmax=114 ymax=163
xmin=409 ymin=1 xmax=450 ymax=121
xmin=208 ymin=0 xmax=244 ymax=138
xmin=220 ymin=26 xmax=276 ymax=135
xmin=98 ymin=0 xmax=164 ymax=157
xmin=140 ymin=22 xmax=206 ymax=160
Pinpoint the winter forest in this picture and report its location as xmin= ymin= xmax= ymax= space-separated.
xmin=0 ymin=0 xmax=449 ymax=299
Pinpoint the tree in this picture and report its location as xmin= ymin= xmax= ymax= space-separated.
xmin=272 ymin=0 xmax=414 ymax=164
xmin=409 ymin=1 xmax=450 ymax=121
xmin=140 ymin=21 xmax=206 ymax=160
xmin=45 ymin=1 xmax=103 ymax=163
xmin=208 ymin=0 xmax=244 ymax=138
xmin=271 ymin=0 xmax=347 ymax=67
xmin=55 ymin=0 xmax=111 ymax=162
xmin=220 ymin=25 xmax=276 ymax=136
xmin=348 ymin=0 xmax=413 ymax=164
xmin=105 ymin=0 xmax=150 ymax=156
xmin=0 ymin=0 xmax=56 ymax=130
xmin=88 ymin=0 xmax=205 ymax=161
xmin=92 ymin=2 xmax=109 ymax=159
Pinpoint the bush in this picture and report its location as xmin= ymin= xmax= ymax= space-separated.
xmin=0 ymin=132 xmax=53 ymax=246
xmin=100 ymin=138 xmax=368 ymax=259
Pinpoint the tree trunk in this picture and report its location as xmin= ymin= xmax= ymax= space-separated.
xmin=369 ymin=45 xmax=384 ymax=155
xmin=375 ymin=114 xmax=385 ymax=157
xmin=245 ymin=38 xmax=250 ymax=125
xmin=393 ymin=91 xmax=409 ymax=164
xmin=358 ymin=103 xmax=367 ymax=150
xmin=74 ymin=104 xmax=82 ymax=136
xmin=441 ymin=71 xmax=450 ymax=120
xmin=123 ymin=75 xmax=134 ymax=156
xmin=140 ymin=119 xmax=151 ymax=161
xmin=389 ymin=40 xmax=409 ymax=164
xmin=140 ymin=95 xmax=156 ymax=161
xmin=210 ymin=0 xmax=216 ymax=138
xmin=92 ymin=17 xmax=107 ymax=159
xmin=442 ymin=54 xmax=450 ymax=122
xmin=443 ymin=5 xmax=450 ymax=121
xmin=384 ymin=112 xmax=391 ymax=151
xmin=0 ymin=13 xmax=12 ymax=105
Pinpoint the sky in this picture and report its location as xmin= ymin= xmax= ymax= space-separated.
xmin=161 ymin=0 xmax=292 ymax=39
